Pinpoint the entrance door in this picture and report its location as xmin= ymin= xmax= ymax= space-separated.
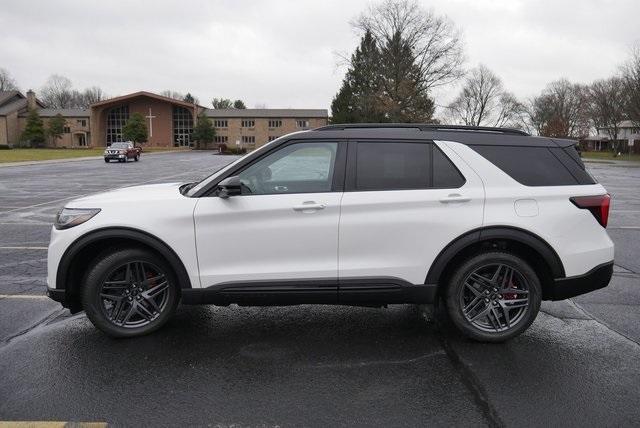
xmin=193 ymin=141 xmax=344 ymax=303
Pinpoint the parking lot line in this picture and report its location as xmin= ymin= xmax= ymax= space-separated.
xmin=0 ymin=423 xmax=106 ymax=428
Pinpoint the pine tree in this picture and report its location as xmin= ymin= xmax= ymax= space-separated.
xmin=47 ymin=114 xmax=66 ymax=146
xmin=20 ymin=109 xmax=46 ymax=147
xmin=378 ymin=31 xmax=434 ymax=123
xmin=191 ymin=114 xmax=215 ymax=149
xmin=331 ymin=30 xmax=385 ymax=123
xmin=122 ymin=112 xmax=148 ymax=144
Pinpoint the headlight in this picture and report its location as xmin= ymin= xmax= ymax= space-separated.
xmin=55 ymin=208 xmax=101 ymax=230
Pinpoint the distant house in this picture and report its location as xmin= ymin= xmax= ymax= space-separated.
xmin=582 ymin=120 xmax=640 ymax=152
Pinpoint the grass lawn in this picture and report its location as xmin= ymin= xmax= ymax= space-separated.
xmin=0 ymin=147 xmax=185 ymax=163
xmin=581 ymin=151 xmax=640 ymax=162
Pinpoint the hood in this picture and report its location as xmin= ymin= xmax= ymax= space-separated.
xmin=67 ymin=182 xmax=185 ymax=207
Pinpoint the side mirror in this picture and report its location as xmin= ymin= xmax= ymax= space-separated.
xmin=217 ymin=176 xmax=242 ymax=198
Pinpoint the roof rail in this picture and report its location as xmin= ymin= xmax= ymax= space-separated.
xmin=314 ymin=123 xmax=530 ymax=136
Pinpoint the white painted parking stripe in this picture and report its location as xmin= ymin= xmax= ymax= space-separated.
xmin=0 ymin=222 xmax=51 ymax=226
xmin=608 ymin=226 xmax=640 ymax=230
xmin=0 ymin=246 xmax=48 ymax=250
xmin=0 ymin=294 xmax=48 ymax=299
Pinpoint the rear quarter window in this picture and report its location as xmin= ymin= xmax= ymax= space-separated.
xmin=471 ymin=145 xmax=591 ymax=186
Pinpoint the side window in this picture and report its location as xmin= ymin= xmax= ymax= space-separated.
xmin=471 ymin=145 xmax=579 ymax=186
xmin=433 ymin=145 xmax=466 ymax=188
xmin=356 ymin=142 xmax=431 ymax=191
xmin=238 ymin=142 xmax=338 ymax=195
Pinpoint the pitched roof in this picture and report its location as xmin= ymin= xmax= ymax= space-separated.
xmin=204 ymin=108 xmax=328 ymax=118
xmin=0 ymin=98 xmax=27 ymax=116
xmin=0 ymin=90 xmax=22 ymax=106
xmin=90 ymin=91 xmax=204 ymax=109
xmin=34 ymin=108 xmax=90 ymax=117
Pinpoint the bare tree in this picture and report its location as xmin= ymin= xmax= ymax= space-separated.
xmin=80 ymin=86 xmax=105 ymax=106
xmin=446 ymin=65 xmax=524 ymax=127
xmin=353 ymin=0 xmax=464 ymax=90
xmin=160 ymin=90 xmax=185 ymax=101
xmin=0 ymin=68 xmax=19 ymax=91
xmin=621 ymin=44 xmax=640 ymax=126
xmin=588 ymin=77 xmax=627 ymax=152
xmin=526 ymin=79 xmax=589 ymax=138
xmin=40 ymin=75 xmax=75 ymax=108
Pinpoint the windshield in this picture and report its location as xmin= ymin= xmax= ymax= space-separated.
xmin=110 ymin=142 xmax=130 ymax=149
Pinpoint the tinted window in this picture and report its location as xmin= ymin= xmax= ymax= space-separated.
xmin=356 ymin=142 xmax=431 ymax=191
xmin=471 ymin=145 xmax=579 ymax=186
xmin=238 ymin=142 xmax=337 ymax=195
xmin=551 ymin=146 xmax=596 ymax=184
xmin=433 ymin=145 xmax=466 ymax=188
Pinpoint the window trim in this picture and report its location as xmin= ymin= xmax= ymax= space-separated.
xmin=344 ymin=140 xmax=466 ymax=192
xmin=201 ymin=139 xmax=347 ymax=197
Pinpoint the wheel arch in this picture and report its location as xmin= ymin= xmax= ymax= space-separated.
xmin=426 ymin=226 xmax=565 ymax=300
xmin=57 ymin=227 xmax=192 ymax=311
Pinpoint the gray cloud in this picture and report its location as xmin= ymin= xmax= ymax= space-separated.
xmin=1 ymin=0 xmax=638 ymax=110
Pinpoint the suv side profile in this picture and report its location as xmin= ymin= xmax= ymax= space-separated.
xmin=47 ymin=125 xmax=614 ymax=342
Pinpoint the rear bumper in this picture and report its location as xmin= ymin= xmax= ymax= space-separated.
xmin=550 ymin=261 xmax=613 ymax=300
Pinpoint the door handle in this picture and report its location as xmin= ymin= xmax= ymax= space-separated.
xmin=439 ymin=194 xmax=471 ymax=203
xmin=293 ymin=201 xmax=326 ymax=212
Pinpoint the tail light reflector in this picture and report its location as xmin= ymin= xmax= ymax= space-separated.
xmin=570 ymin=194 xmax=611 ymax=228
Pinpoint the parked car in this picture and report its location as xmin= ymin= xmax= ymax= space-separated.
xmin=48 ymin=124 xmax=613 ymax=341
xmin=104 ymin=141 xmax=141 ymax=163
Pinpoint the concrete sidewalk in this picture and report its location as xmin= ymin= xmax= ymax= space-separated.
xmin=0 ymin=149 xmax=190 ymax=168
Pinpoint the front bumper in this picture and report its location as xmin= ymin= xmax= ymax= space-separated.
xmin=550 ymin=261 xmax=613 ymax=300
xmin=104 ymin=154 xmax=126 ymax=160
xmin=47 ymin=287 xmax=66 ymax=303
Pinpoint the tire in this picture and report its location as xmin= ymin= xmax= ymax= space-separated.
xmin=134 ymin=155 xmax=139 ymax=162
xmin=445 ymin=251 xmax=541 ymax=343
xmin=104 ymin=158 xmax=109 ymax=163
xmin=81 ymin=248 xmax=179 ymax=338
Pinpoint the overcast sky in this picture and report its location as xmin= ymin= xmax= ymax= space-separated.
xmin=1 ymin=0 xmax=638 ymax=114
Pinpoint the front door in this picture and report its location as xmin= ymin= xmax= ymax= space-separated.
xmin=193 ymin=141 xmax=344 ymax=303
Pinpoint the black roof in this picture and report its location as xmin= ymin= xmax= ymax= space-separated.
xmin=300 ymin=124 xmax=572 ymax=148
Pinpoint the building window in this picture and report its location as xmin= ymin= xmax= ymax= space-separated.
xmin=214 ymin=119 xmax=228 ymax=128
xmin=268 ymin=119 xmax=282 ymax=128
xmin=173 ymin=106 xmax=193 ymax=147
xmin=268 ymin=136 xmax=279 ymax=142
xmin=63 ymin=126 xmax=71 ymax=134
xmin=296 ymin=120 xmax=310 ymax=128
xmin=241 ymin=136 xmax=256 ymax=145
xmin=77 ymin=119 xmax=87 ymax=127
xmin=214 ymin=136 xmax=228 ymax=143
xmin=241 ymin=119 xmax=255 ymax=128
xmin=106 ymin=105 xmax=129 ymax=144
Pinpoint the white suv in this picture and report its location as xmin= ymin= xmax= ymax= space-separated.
xmin=47 ymin=125 xmax=614 ymax=342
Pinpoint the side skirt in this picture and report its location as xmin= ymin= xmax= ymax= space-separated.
xmin=181 ymin=277 xmax=438 ymax=306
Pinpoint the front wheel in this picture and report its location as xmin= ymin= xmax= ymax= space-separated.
xmin=445 ymin=251 xmax=541 ymax=342
xmin=134 ymin=155 xmax=139 ymax=161
xmin=104 ymin=158 xmax=109 ymax=163
xmin=82 ymin=248 xmax=179 ymax=338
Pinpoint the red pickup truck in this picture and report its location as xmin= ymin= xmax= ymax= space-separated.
xmin=104 ymin=141 xmax=142 ymax=163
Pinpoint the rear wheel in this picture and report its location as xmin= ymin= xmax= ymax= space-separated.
xmin=82 ymin=248 xmax=179 ymax=338
xmin=445 ymin=251 xmax=541 ymax=342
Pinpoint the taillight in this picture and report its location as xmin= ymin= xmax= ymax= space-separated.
xmin=570 ymin=194 xmax=611 ymax=228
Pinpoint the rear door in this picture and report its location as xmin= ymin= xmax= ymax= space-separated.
xmin=338 ymin=140 xmax=485 ymax=290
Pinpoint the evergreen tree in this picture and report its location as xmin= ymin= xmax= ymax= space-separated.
xmin=233 ymin=100 xmax=247 ymax=109
xmin=122 ymin=112 xmax=148 ymax=144
xmin=331 ymin=30 xmax=384 ymax=123
xmin=190 ymin=114 xmax=215 ymax=149
xmin=183 ymin=93 xmax=195 ymax=104
xmin=47 ymin=114 xmax=66 ymax=146
xmin=378 ymin=31 xmax=434 ymax=122
xmin=20 ymin=109 xmax=46 ymax=147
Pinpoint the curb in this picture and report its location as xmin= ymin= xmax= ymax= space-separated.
xmin=0 ymin=150 xmax=190 ymax=168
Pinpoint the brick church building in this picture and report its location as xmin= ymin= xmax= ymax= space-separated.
xmin=0 ymin=90 xmax=328 ymax=150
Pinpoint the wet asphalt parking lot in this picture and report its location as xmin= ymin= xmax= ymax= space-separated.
xmin=0 ymin=152 xmax=639 ymax=426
